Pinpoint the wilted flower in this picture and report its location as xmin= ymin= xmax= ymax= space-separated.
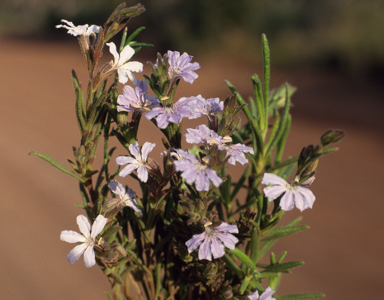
xmin=108 ymin=180 xmax=142 ymax=216
xmin=106 ymin=42 xmax=143 ymax=84
xmin=173 ymin=149 xmax=222 ymax=191
xmin=56 ymin=19 xmax=100 ymax=37
xmin=116 ymin=141 xmax=155 ymax=182
xmin=166 ymin=50 xmax=200 ymax=84
xmin=117 ymin=80 xmax=159 ymax=113
xmin=60 ymin=214 xmax=107 ymax=268
xmin=145 ymin=97 xmax=196 ymax=129
xmin=186 ymin=221 xmax=239 ymax=261
xmin=262 ymin=173 xmax=315 ymax=211
xmin=248 ymin=287 xmax=276 ymax=300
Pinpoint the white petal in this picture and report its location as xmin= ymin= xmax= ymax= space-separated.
xmin=263 ymin=185 xmax=287 ymax=201
xmin=76 ymin=215 xmax=91 ymax=238
xmin=262 ymin=173 xmax=288 ymax=186
xmin=83 ymin=245 xmax=96 ymax=268
xmin=66 ymin=243 xmax=87 ymax=265
xmin=106 ymin=42 xmax=119 ymax=67
xmin=280 ymin=190 xmax=295 ymax=211
xmin=90 ymin=215 xmax=108 ymax=239
xmin=60 ymin=230 xmax=87 ymax=243
xmin=119 ymin=45 xmax=135 ymax=65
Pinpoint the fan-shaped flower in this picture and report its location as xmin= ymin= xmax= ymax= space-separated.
xmin=116 ymin=141 xmax=155 ymax=182
xmin=167 ymin=50 xmax=200 ymax=84
xmin=56 ymin=19 xmax=100 ymax=37
xmin=248 ymin=287 xmax=276 ymax=300
xmin=173 ymin=150 xmax=222 ymax=191
xmin=60 ymin=214 xmax=107 ymax=268
xmin=108 ymin=180 xmax=142 ymax=216
xmin=117 ymin=80 xmax=159 ymax=113
xmin=186 ymin=221 xmax=239 ymax=261
xmin=106 ymin=42 xmax=143 ymax=84
xmin=262 ymin=173 xmax=315 ymax=211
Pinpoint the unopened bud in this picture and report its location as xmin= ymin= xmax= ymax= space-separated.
xmin=117 ymin=112 xmax=128 ymax=125
xmin=321 ymin=129 xmax=346 ymax=147
xmin=298 ymin=145 xmax=314 ymax=165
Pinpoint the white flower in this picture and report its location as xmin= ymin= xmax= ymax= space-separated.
xmin=108 ymin=180 xmax=142 ymax=216
xmin=56 ymin=19 xmax=100 ymax=37
xmin=262 ymin=173 xmax=315 ymax=212
xmin=60 ymin=214 xmax=107 ymax=268
xmin=106 ymin=42 xmax=143 ymax=84
xmin=248 ymin=287 xmax=276 ymax=300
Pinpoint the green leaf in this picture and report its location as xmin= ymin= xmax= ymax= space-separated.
xmin=261 ymin=225 xmax=309 ymax=242
xmin=262 ymin=34 xmax=270 ymax=124
xmin=228 ymin=248 xmax=259 ymax=278
xmin=29 ymin=151 xmax=84 ymax=182
xmin=275 ymin=293 xmax=325 ymax=300
xmin=263 ymin=261 xmax=304 ymax=273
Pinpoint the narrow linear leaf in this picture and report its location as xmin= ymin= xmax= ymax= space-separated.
xmin=275 ymin=293 xmax=325 ymax=300
xmin=261 ymin=225 xmax=309 ymax=241
xmin=29 ymin=151 xmax=84 ymax=182
xmin=228 ymin=248 xmax=259 ymax=277
xmin=263 ymin=261 xmax=304 ymax=273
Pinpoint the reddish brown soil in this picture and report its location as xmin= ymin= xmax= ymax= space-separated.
xmin=0 ymin=38 xmax=383 ymax=299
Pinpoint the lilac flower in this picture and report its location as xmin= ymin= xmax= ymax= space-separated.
xmin=108 ymin=180 xmax=142 ymax=216
xmin=193 ymin=96 xmax=224 ymax=117
xmin=60 ymin=214 xmax=107 ymax=268
xmin=186 ymin=221 xmax=239 ymax=261
xmin=106 ymin=42 xmax=143 ymax=84
xmin=56 ymin=19 xmax=100 ymax=37
xmin=145 ymin=97 xmax=196 ymax=129
xmin=116 ymin=141 xmax=155 ymax=182
xmin=185 ymin=124 xmax=213 ymax=145
xmin=222 ymin=143 xmax=254 ymax=165
xmin=173 ymin=150 xmax=222 ymax=191
xmin=248 ymin=287 xmax=276 ymax=300
xmin=262 ymin=173 xmax=316 ymax=212
xmin=167 ymin=50 xmax=200 ymax=84
xmin=117 ymin=80 xmax=159 ymax=113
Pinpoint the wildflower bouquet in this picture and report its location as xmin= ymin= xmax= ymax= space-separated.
xmin=30 ymin=3 xmax=344 ymax=300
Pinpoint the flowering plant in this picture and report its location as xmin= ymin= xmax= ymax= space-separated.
xmin=30 ymin=3 xmax=345 ymax=300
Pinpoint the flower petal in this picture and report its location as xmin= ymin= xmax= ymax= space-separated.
xmin=76 ymin=215 xmax=91 ymax=237
xmin=129 ymin=142 xmax=141 ymax=159
xmin=261 ymin=173 xmax=288 ymax=186
xmin=141 ymin=142 xmax=156 ymax=160
xmin=137 ymin=166 xmax=149 ymax=182
xmin=106 ymin=42 xmax=119 ymax=67
xmin=90 ymin=215 xmax=108 ymax=239
xmin=119 ymin=163 xmax=138 ymax=178
xmin=116 ymin=156 xmax=136 ymax=165
xmin=214 ymin=222 xmax=239 ymax=233
xmin=60 ymin=230 xmax=87 ymax=243
xmin=119 ymin=45 xmax=135 ymax=65
xmin=263 ymin=185 xmax=287 ymax=201
xmin=83 ymin=244 xmax=96 ymax=268
xmin=210 ymin=237 xmax=225 ymax=259
xmin=216 ymin=232 xmax=239 ymax=249
xmin=198 ymin=238 xmax=212 ymax=261
xmin=185 ymin=232 xmax=206 ymax=253
xmin=279 ymin=190 xmax=295 ymax=211
xmin=66 ymin=243 xmax=87 ymax=265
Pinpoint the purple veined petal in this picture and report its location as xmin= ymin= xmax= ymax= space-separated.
xmin=300 ymin=176 xmax=315 ymax=187
xmin=116 ymin=105 xmax=133 ymax=113
xmin=182 ymin=61 xmax=200 ymax=71
xmin=136 ymin=80 xmax=147 ymax=94
xmin=167 ymin=50 xmax=179 ymax=67
xmin=156 ymin=112 xmax=170 ymax=129
xmin=168 ymin=111 xmax=182 ymax=125
xmin=129 ymin=142 xmax=141 ymax=159
xmin=214 ymin=222 xmax=239 ymax=234
xmin=180 ymin=167 xmax=199 ymax=185
xmin=185 ymin=232 xmax=206 ymax=253
xmin=263 ymin=185 xmax=288 ymax=201
xmin=145 ymin=107 xmax=163 ymax=120
xmin=141 ymin=142 xmax=156 ymax=160
xmin=296 ymin=187 xmax=315 ymax=210
xmin=119 ymin=45 xmax=135 ymax=64
xmin=83 ymin=244 xmax=96 ymax=268
xmin=210 ymin=237 xmax=225 ymax=259
xmin=179 ymin=72 xmax=198 ymax=84
xmin=127 ymin=188 xmax=136 ymax=199
xmin=77 ymin=215 xmax=91 ymax=237
xmin=260 ymin=287 xmax=276 ymax=300
xmin=261 ymin=173 xmax=288 ymax=186
xmin=216 ymin=232 xmax=239 ymax=249
xmin=128 ymin=198 xmax=143 ymax=216
xmin=175 ymin=107 xmax=194 ymax=118
xmin=137 ymin=166 xmax=149 ymax=182
xmin=178 ymin=52 xmax=191 ymax=67
xmin=195 ymin=170 xmax=208 ymax=191
xmin=280 ymin=190 xmax=295 ymax=211
xmin=247 ymin=290 xmax=260 ymax=300
xmin=106 ymin=42 xmax=119 ymax=67
xmin=60 ymin=230 xmax=87 ymax=243
xmin=205 ymin=168 xmax=223 ymax=187
xmin=116 ymin=156 xmax=136 ymax=165
xmin=119 ymin=163 xmax=139 ymax=177
xmin=108 ymin=180 xmax=124 ymax=196
xmin=66 ymin=243 xmax=88 ymax=265
xmin=198 ymin=238 xmax=212 ymax=261
xmin=90 ymin=215 xmax=108 ymax=239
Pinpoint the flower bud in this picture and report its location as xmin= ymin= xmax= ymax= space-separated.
xmin=321 ymin=129 xmax=346 ymax=147
xmin=117 ymin=111 xmax=128 ymax=125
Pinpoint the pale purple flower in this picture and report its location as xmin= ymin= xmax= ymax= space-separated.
xmin=167 ymin=50 xmax=200 ymax=84
xmin=185 ymin=124 xmax=213 ymax=145
xmin=222 ymin=143 xmax=254 ymax=165
xmin=60 ymin=214 xmax=107 ymax=268
xmin=116 ymin=141 xmax=155 ymax=182
xmin=106 ymin=42 xmax=143 ymax=84
xmin=145 ymin=97 xmax=196 ymax=129
xmin=56 ymin=19 xmax=100 ymax=37
xmin=262 ymin=173 xmax=316 ymax=212
xmin=108 ymin=180 xmax=142 ymax=216
xmin=117 ymin=80 xmax=159 ymax=112
xmin=173 ymin=150 xmax=222 ymax=191
xmin=248 ymin=287 xmax=276 ymax=300
xmin=186 ymin=221 xmax=239 ymax=261
xmin=192 ymin=96 xmax=224 ymax=118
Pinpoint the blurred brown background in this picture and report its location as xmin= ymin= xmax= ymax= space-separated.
xmin=0 ymin=0 xmax=383 ymax=299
